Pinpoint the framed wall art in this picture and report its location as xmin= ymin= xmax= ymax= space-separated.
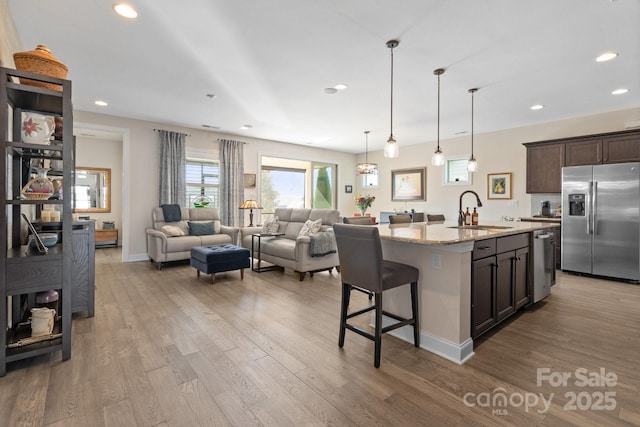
xmin=345 ymin=185 xmax=353 ymax=193
xmin=243 ymin=173 xmax=256 ymax=188
xmin=391 ymin=167 xmax=426 ymax=201
xmin=487 ymin=172 xmax=512 ymax=199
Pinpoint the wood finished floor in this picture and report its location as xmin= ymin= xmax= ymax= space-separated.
xmin=1 ymin=248 xmax=639 ymax=426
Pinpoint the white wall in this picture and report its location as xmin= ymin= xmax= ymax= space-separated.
xmin=356 ymin=107 xmax=640 ymax=222
xmin=75 ymin=135 xmax=123 ymax=232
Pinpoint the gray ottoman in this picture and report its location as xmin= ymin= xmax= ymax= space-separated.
xmin=190 ymin=244 xmax=251 ymax=284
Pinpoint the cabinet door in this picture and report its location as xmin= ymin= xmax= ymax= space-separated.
xmin=603 ymin=132 xmax=640 ymax=163
xmin=495 ymin=251 xmax=515 ymax=322
xmin=526 ymin=143 xmax=565 ymax=193
xmin=71 ymin=227 xmax=95 ymax=316
xmin=514 ymin=247 xmax=530 ymax=309
xmin=471 ymin=257 xmax=495 ymax=338
xmin=565 ymin=138 xmax=602 ymax=166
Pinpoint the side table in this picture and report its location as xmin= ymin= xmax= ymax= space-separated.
xmin=251 ymin=232 xmax=285 ymax=272
xmin=95 ymin=228 xmax=118 ymax=248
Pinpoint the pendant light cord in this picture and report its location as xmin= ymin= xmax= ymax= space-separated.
xmin=365 ymin=131 xmax=370 ymax=163
xmin=436 ymin=72 xmax=440 ymax=151
xmin=469 ymin=88 xmax=477 ymax=157
xmin=389 ymin=46 xmax=394 ymax=140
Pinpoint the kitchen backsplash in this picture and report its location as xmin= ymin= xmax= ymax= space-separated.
xmin=530 ymin=194 xmax=562 ymax=216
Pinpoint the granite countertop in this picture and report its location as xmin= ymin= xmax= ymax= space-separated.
xmin=519 ymin=216 xmax=562 ymax=223
xmin=376 ymin=221 xmax=560 ymax=246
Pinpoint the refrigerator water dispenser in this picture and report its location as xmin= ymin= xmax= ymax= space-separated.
xmin=568 ymin=194 xmax=585 ymax=216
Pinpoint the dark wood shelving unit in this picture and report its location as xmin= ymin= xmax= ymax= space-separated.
xmin=1 ymin=67 xmax=74 ymax=376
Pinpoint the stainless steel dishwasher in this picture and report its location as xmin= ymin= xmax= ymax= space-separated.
xmin=532 ymin=229 xmax=556 ymax=302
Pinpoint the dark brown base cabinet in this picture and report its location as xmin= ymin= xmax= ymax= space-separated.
xmin=525 ymin=129 xmax=640 ymax=193
xmin=472 ymin=233 xmax=530 ymax=339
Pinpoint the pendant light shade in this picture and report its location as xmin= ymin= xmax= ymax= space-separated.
xmin=431 ymin=68 xmax=445 ymax=166
xmin=384 ymin=40 xmax=399 ymax=158
xmin=467 ymin=88 xmax=478 ymax=172
xmin=356 ymin=131 xmax=378 ymax=175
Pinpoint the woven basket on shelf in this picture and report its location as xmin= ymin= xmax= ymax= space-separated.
xmin=13 ymin=45 xmax=68 ymax=90
xmin=21 ymin=175 xmax=54 ymax=200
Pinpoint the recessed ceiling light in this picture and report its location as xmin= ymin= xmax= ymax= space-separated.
xmin=324 ymin=87 xmax=338 ymax=94
xmin=240 ymin=124 xmax=253 ymax=130
xmin=201 ymin=124 xmax=220 ymax=129
xmin=206 ymin=93 xmax=216 ymax=99
xmin=113 ymin=3 xmax=138 ymax=19
xmin=531 ymin=104 xmax=544 ymax=110
xmin=94 ymin=100 xmax=108 ymax=106
xmin=612 ymin=88 xmax=629 ymax=95
xmin=596 ymin=51 xmax=618 ymax=62
xmin=334 ymin=84 xmax=348 ymax=90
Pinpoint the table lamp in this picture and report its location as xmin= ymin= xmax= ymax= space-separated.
xmin=239 ymin=199 xmax=263 ymax=226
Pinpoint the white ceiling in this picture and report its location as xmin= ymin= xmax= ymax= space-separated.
xmin=8 ymin=0 xmax=640 ymax=153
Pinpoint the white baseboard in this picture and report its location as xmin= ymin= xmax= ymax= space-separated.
xmin=380 ymin=315 xmax=475 ymax=365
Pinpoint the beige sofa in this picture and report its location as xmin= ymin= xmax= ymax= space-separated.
xmin=146 ymin=207 xmax=240 ymax=269
xmin=240 ymin=208 xmax=340 ymax=280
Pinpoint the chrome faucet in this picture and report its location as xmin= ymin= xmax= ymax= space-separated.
xmin=458 ymin=190 xmax=483 ymax=225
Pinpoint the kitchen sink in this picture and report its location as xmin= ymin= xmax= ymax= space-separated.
xmin=447 ymin=225 xmax=515 ymax=230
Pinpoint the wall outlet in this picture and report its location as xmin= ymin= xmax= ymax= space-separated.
xmin=432 ymin=253 xmax=441 ymax=270
xmin=507 ymin=199 xmax=519 ymax=207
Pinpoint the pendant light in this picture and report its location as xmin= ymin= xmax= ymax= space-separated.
xmin=467 ymin=88 xmax=478 ymax=172
xmin=384 ymin=40 xmax=400 ymax=158
xmin=356 ymin=131 xmax=378 ymax=175
xmin=431 ymin=68 xmax=445 ymax=166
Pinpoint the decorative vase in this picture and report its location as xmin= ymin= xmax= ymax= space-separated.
xmin=360 ymin=208 xmax=367 ymax=217
xmin=30 ymin=307 xmax=56 ymax=337
xmin=22 ymin=167 xmax=54 ymax=200
xmin=22 ymin=112 xmax=55 ymax=144
xmin=13 ymin=44 xmax=69 ymax=90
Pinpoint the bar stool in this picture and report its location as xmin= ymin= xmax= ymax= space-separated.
xmin=333 ymin=224 xmax=420 ymax=368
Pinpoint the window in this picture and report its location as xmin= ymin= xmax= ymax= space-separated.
xmin=360 ymin=174 xmax=379 ymax=189
xmin=443 ymin=157 xmax=472 ymax=185
xmin=186 ymin=158 xmax=220 ymax=207
xmin=260 ymin=156 xmax=337 ymax=222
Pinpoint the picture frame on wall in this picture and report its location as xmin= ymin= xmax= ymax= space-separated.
xmin=345 ymin=185 xmax=353 ymax=193
xmin=243 ymin=173 xmax=256 ymax=188
xmin=487 ymin=172 xmax=512 ymax=199
xmin=391 ymin=167 xmax=426 ymax=201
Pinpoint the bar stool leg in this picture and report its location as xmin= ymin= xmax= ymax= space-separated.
xmin=411 ymin=281 xmax=420 ymax=347
xmin=339 ymin=283 xmax=351 ymax=348
xmin=374 ymin=292 xmax=383 ymax=368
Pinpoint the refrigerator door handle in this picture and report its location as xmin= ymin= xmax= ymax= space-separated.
xmin=586 ymin=181 xmax=593 ymax=235
xmin=593 ymin=181 xmax=598 ymax=235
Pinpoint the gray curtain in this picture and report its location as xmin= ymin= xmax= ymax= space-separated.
xmin=219 ymin=139 xmax=245 ymax=226
xmin=158 ymin=130 xmax=186 ymax=206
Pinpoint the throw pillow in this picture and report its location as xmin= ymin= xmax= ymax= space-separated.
xmin=161 ymin=204 xmax=182 ymax=222
xmin=262 ymin=216 xmax=279 ymax=233
xmin=160 ymin=225 xmax=185 ymax=237
xmin=298 ymin=218 xmax=322 ymax=237
xmin=188 ymin=221 xmax=215 ymax=236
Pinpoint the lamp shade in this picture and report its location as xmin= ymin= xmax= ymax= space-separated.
xmin=239 ymin=199 xmax=262 ymax=209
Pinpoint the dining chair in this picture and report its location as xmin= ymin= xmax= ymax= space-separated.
xmin=426 ymin=214 xmax=446 ymax=222
xmin=389 ymin=214 xmax=411 ymax=224
xmin=333 ymin=224 xmax=420 ymax=368
xmin=343 ymin=216 xmax=374 ymax=225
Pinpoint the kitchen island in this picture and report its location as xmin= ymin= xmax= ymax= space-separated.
xmin=374 ymin=221 xmax=559 ymax=364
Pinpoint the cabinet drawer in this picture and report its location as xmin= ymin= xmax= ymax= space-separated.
xmin=497 ymin=233 xmax=529 ymax=253
xmin=6 ymin=259 xmax=63 ymax=292
xmin=473 ymin=238 xmax=496 ymax=260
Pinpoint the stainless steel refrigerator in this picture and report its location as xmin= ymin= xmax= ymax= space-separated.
xmin=562 ymin=163 xmax=640 ymax=282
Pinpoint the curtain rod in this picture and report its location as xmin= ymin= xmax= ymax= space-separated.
xmin=153 ymin=128 xmax=191 ymax=137
xmin=217 ymin=138 xmax=249 ymax=144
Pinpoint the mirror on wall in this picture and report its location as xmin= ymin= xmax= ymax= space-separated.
xmin=74 ymin=167 xmax=111 ymax=213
